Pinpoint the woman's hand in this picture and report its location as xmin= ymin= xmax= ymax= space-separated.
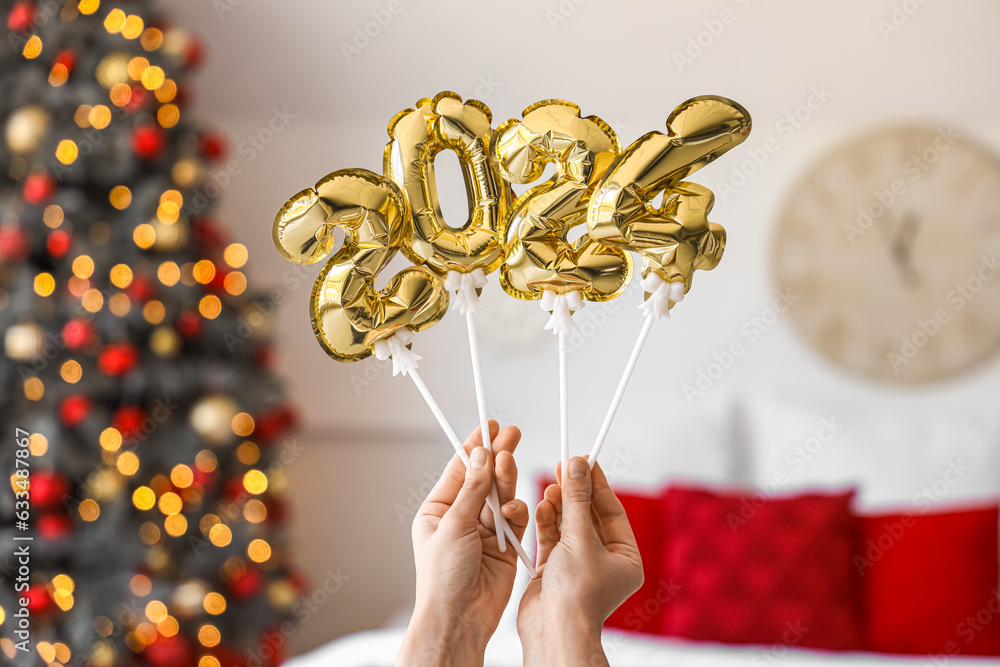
xmin=397 ymin=421 xmax=529 ymax=667
xmin=517 ymin=457 xmax=644 ymax=667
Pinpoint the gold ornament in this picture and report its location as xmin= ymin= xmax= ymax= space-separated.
xmin=189 ymin=395 xmax=240 ymax=445
xmin=588 ymin=95 xmax=750 ymax=292
xmin=384 ymin=91 xmax=512 ymax=276
xmin=490 ymin=100 xmax=632 ymax=302
xmin=5 ymin=105 xmax=51 ymax=155
xmin=272 ymin=169 xmax=448 ymax=362
xmin=4 ymin=322 xmax=45 ymax=360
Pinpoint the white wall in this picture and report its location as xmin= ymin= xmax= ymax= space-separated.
xmin=171 ymin=0 xmax=1000 ymax=654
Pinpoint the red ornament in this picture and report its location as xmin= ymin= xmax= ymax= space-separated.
xmin=254 ymin=407 xmax=296 ymax=442
xmin=97 ymin=344 xmax=138 ymax=376
xmin=192 ymin=218 xmax=227 ymax=249
xmin=224 ymin=478 xmax=247 ymax=502
xmin=113 ymin=406 xmax=147 ymax=439
xmin=37 ymin=513 xmax=73 ymax=540
xmin=126 ymin=275 xmax=153 ymax=302
xmin=266 ymin=500 xmax=286 ymax=523
xmin=131 ymin=126 xmax=166 ymax=160
xmin=143 ymin=636 xmax=193 ymax=667
xmin=53 ymin=49 xmax=75 ymax=74
xmin=59 ymin=395 xmax=91 ymax=427
xmin=25 ymin=585 xmax=52 ymax=614
xmin=209 ymin=268 xmax=227 ymax=292
xmin=23 ymin=172 xmax=55 ymax=205
xmin=185 ymin=36 xmax=204 ymax=68
xmin=7 ymin=2 xmax=34 ymax=32
xmin=0 ymin=225 xmax=29 ymax=260
xmin=177 ymin=311 xmax=201 ymax=337
xmin=29 ymin=472 xmax=69 ymax=509
xmin=125 ymin=84 xmax=148 ymax=113
xmin=199 ymin=133 xmax=227 ymax=161
xmin=62 ymin=319 xmax=94 ymax=350
xmin=228 ymin=567 xmax=263 ymax=600
xmin=254 ymin=345 xmax=273 ymax=368
xmin=46 ymin=228 xmax=71 ymax=258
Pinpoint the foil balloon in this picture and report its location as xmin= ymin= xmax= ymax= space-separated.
xmin=271 ymin=168 xmax=448 ymax=363
xmin=588 ymin=95 xmax=750 ymax=296
xmin=489 ymin=100 xmax=633 ymax=305
xmin=384 ymin=91 xmax=512 ymax=279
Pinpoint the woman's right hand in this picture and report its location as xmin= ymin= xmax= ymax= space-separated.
xmin=517 ymin=457 xmax=644 ymax=667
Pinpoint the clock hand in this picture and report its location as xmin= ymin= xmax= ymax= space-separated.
xmin=891 ymin=211 xmax=921 ymax=289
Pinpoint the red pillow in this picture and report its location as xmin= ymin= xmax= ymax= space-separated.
xmin=858 ymin=504 xmax=1000 ymax=656
xmin=537 ymin=477 xmax=669 ymax=634
xmin=662 ymin=485 xmax=863 ymax=650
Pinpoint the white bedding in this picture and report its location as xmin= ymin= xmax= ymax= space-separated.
xmin=287 ymin=625 xmax=1000 ymax=666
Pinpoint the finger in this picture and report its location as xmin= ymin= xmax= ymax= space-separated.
xmin=423 ymin=422 xmax=502 ymax=511
xmin=490 ymin=424 xmax=521 ymax=458
xmin=534 ymin=496 xmax=560 ymax=566
xmin=500 ymin=499 xmax=530 ymax=541
xmin=561 ymin=457 xmax=597 ymax=541
xmin=543 ymin=481 xmax=563 ymax=528
xmin=478 ymin=429 xmax=520 ymax=526
xmin=494 ymin=450 xmax=518 ymax=506
xmin=590 ymin=462 xmax=638 ymax=549
xmin=464 ymin=420 xmax=500 ymax=456
xmin=447 ymin=447 xmax=493 ymax=527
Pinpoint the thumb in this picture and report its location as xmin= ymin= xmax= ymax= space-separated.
xmin=561 ymin=457 xmax=596 ymax=540
xmin=449 ymin=446 xmax=493 ymax=524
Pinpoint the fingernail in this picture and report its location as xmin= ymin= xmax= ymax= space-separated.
xmin=470 ymin=447 xmax=487 ymax=469
xmin=503 ymin=502 xmax=517 ymax=513
xmin=569 ymin=458 xmax=587 ymax=479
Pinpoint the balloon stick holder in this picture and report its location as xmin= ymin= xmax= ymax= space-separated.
xmin=587 ymin=275 xmax=685 ymax=468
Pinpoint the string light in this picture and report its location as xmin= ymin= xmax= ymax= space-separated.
xmin=141 ymin=28 xmax=164 ymax=51
xmin=143 ymin=300 xmax=165 ymax=325
xmin=109 ymin=83 xmax=132 ymax=107
xmin=28 ymin=433 xmax=48 ymax=456
xmin=99 ymin=428 xmax=122 ymax=451
xmin=89 ymin=105 xmax=112 ymax=129
xmin=34 ymin=272 xmax=55 ymax=297
xmin=243 ymin=470 xmax=267 ymax=495
xmin=170 ymin=464 xmax=194 ymax=488
xmin=60 ymin=360 xmax=83 ymax=383
xmin=109 ymin=185 xmax=132 ymax=209
xmin=248 ymin=539 xmax=272 ymax=563
xmin=43 ymin=205 xmax=64 ymax=227
xmin=23 ymin=36 xmax=42 ymax=59
xmin=55 ymin=140 xmax=79 ymax=165
xmin=164 ymin=514 xmax=188 ymax=537
xmin=199 ymin=295 xmax=222 ymax=319
xmin=127 ymin=57 xmax=149 ymax=81
xmin=104 ymin=9 xmax=126 ymax=33
xmin=232 ymin=413 xmax=254 ymax=437
xmin=133 ymin=487 xmax=155 ymax=510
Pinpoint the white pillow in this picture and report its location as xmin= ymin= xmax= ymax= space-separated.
xmin=742 ymin=390 xmax=1000 ymax=511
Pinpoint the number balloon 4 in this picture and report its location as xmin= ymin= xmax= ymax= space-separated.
xmin=585 ymin=95 xmax=752 ymax=469
xmin=384 ymin=90 xmax=514 ymax=552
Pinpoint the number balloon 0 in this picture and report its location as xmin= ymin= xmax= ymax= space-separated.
xmin=588 ymin=95 xmax=751 ymax=292
xmin=489 ymin=100 xmax=633 ymax=302
xmin=385 ymin=91 xmax=512 ymax=276
xmin=271 ymin=168 xmax=449 ymax=362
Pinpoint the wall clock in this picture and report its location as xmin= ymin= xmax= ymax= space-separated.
xmin=773 ymin=126 xmax=1000 ymax=383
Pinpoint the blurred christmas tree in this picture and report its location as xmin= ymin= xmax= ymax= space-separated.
xmin=0 ymin=2 xmax=301 ymax=665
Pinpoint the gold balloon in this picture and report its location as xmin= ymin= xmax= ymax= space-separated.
xmin=272 ymin=169 xmax=448 ymax=362
xmin=588 ymin=95 xmax=750 ymax=290
xmin=384 ymin=91 xmax=512 ymax=276
xmin=490 ymin=100 xmax=632 ymax=302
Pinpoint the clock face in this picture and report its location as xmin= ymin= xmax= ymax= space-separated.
xmin=773 ymin=126 xmax=1000 ymax=383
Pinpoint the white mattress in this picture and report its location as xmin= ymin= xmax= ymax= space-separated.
xmin=287 ymin=625 xmax=1000 ymax=666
